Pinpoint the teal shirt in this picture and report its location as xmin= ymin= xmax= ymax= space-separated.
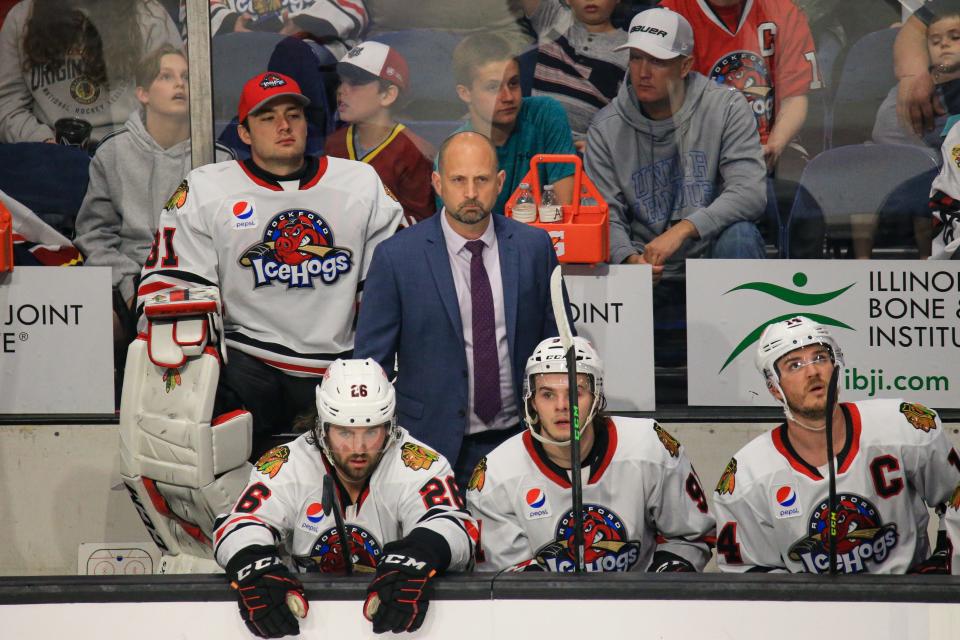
xmin=439 ymin=96 xmax=577 ymax=215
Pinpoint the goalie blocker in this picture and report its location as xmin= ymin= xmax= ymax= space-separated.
xmin=119 ymin=286 xmax=253 ymax=573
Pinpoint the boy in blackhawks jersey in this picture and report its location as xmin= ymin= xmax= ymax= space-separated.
xmin=467 ymin=336 xmax=716 ymax=573
xmin=214 ymin=358 xmax=477 ymax=637
xmin=137 ymin=71 xmax=403 ymax=456
xmin=714 ymin=316 xmax=960 ymax=574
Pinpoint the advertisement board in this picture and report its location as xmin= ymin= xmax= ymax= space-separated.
xmin=687 ymin=261 xmax=960 ymax=407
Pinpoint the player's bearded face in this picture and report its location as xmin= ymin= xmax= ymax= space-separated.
xmin=775 ymin=345 xmax=836 ymax=422
xmin=325 ymin=424 xmax=389 ymax=484
xmin=531 ymin=372 xmax=594 ymax=441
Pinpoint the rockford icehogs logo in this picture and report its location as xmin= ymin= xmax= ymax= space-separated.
xmin=297 ymin=524 xmax=382 ymax=574
xmin=400 ymin=443 xmax=439 ymax=471
xmin=468 ymin=456 xmax=487 ymax=492
xmin=716 ymin=458 xmax=737 ymax=496
xmin=238 ymin=209 xmax=352 ymax=287
xmin=259 ymin=70 xmax=287 ymax=89
xmin=710 ymin=51 xmax=773 ymax=135
xmin=255 ymin=445 xmax=290 ymax=478
xmin=899 ymin=402 xmax=937 ymax=432
xmin=787 ymin=493 xmax=898 ymax=574
xmin=532 ymin=504 xmax=640 ymax=572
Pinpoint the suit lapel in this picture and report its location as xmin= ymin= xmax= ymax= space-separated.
xmin=495 ymin=215 xmax=519 ymax=354
xmin=424 ymin=215 xmax=465 ymax=343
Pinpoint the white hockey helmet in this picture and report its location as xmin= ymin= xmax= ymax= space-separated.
xmin=315 ymin=358 xmax=399 ymax=464
xmin=755 ymin=316 xmax=844 ymax=423
xmin=522 ymin=336 xmax=604 ymax=446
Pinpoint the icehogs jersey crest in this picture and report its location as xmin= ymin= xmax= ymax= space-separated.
xmin=786 ymin=493 xmax=899 ymax=574
xmin=296 ymin=523 xmax=383 ymax=574
xmin=533 ymin=504 xmax=641 ymax=572
xmin=710 ymin=51 xmax=773 ymax=137
xmin=238 ymin=209 xmax=352 ymax=288
xmin=713 ymin=399 xmax=960 ymax=574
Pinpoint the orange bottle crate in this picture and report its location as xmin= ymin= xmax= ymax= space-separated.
xmin=504 ymin=153 xmax=609 ymax=264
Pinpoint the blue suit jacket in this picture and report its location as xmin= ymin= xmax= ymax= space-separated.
xmin=354 ymin=213 xmax=562 ymax=463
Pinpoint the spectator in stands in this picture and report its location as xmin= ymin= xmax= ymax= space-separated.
xmin=73 ymin=45 xmax=234 ymax=343
xmin=354 ymin=131 xmax=563 ymax=492
xmin=178 ymin=0 xmax=368 ymax=60
xmin=364 ymin=0 xmax=531 ymax=48
xmin=894 ymin=0 xmax=960 ymax=138
xmin=661 ymin=0 xmax=822 ymax=258
xmin=136 ymin=71 xmax=403 ymax=457
xmin=449 ymin=32 xmax=577 ymax=216
xmin=521 ymin=0 xmax=628 ymax=151
xmin=0 ymin=0 xmax=182 ymax=144
xmin=584 ymin=8 xmax=766 ymax=284
xmin=876 ymin=2 xmax=960 ymax=148
xmin=325 ymin=41 xmax=436 ymax=224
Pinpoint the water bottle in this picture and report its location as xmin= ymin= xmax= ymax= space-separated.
xmin=513 ymin=182 xmax=537 ymax=223
xmin=540 ymin=184 xmax=562 ymax=223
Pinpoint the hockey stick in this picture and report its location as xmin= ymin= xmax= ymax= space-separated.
xmin=824 ymin=365 xmax=840 ymax=576
xmin=323 ymin=473 xmax=353 ymax=576
xmin=549 ymin=265 xmax=585 ymax=573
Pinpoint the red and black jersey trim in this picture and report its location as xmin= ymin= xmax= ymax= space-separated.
xmin=522 ymin=418 xmax=617 ymax=489
xmin=771 ymin=403 xmax=861 ymax=481
xmin=226 ymin=331 xmax=352 ymax=362
xmin=238 ymin=155 xmax=328 ymax=191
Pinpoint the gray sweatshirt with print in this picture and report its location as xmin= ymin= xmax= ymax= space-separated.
xmin=584 ymin=72 xmax=766 ymax=276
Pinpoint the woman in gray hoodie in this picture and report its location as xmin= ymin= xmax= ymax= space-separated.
xmin=74 ymin=46 xmax=233 ymax=313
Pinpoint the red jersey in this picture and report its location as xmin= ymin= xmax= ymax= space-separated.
xmin=325 ymin=123 xmax=436 ymax=224
xmin=660 ymin=0 xmax=821 ymax=143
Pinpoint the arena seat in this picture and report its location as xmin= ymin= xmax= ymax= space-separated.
xmin=825 ymin=28 xmax=899 ymax=149
xmin=787 ymin=143 xmax=939 ymax=257
xmin=0 ymin=143 xmax=90 ymax=237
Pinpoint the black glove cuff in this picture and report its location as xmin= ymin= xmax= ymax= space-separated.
xmin=385 ymin=528 xmax=451 ymax=573
xmin=649 ymin=550 xmax=696 ymax=573
xmin=226 ymin=545 xmax=283 ymax=583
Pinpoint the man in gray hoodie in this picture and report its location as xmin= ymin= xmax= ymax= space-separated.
xmin=584 ymin=8 xmax=766 ymax=285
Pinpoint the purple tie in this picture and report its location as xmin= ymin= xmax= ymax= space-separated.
xmin=465 ymin=240 xmax=501 ymax=424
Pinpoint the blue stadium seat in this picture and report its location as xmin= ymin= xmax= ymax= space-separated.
xmin=787 ymin=143 xmax=939 ymax=256
xmin=825 ymin=28 xmax=899 ymax=148
xmin=0 ymin=143 xmax=90 ymax=236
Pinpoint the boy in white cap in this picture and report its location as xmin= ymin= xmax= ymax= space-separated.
xmin=326 ymin=41 xmax=437 ymax=224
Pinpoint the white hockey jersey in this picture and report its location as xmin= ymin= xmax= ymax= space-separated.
xmin=214 ymin=428 xmax=477 ymax=572
xmin=466 ymin=417 xmax=716 ymax=572
xmin=929 ymin=122 xmax=960 ymax=260
xmin=138 ymin=156 xmax=403 ymax=376
xmin=713 ymin=399 xmax=960 ymax=574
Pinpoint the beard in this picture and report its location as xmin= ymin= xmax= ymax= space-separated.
xmin=448 ymin=198 xmax=491 ymax=226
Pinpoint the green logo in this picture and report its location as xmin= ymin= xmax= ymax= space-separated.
xmin=718 ymin=272 xmax=855 ymax=373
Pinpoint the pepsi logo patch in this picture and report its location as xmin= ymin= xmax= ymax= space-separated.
xmin=306 ymin=502 xmax=325 ymax=524
xmin=773 ymin=484 xmax=801 ymax=519
xmin=231 ymin=200 xmax=257 ymax=229
xmin=524 ymin=487 xmax=551 ymax=520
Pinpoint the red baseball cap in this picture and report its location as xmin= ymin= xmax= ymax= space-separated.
xmin=237 ymin=72 xmax=310 ymax=123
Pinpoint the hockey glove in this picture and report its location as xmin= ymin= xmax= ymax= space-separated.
xmin=227 ymin=545 xmax=309 ymax=638
xmin=909 ymin=531 xmax=952 ymax=575
xmin=364 ymin=539 xmax=438 ymax=634
xmin=649 ymin=550 xmax=696 ymax=573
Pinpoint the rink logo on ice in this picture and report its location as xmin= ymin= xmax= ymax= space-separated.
xmin=297 ymin=524 xmax=383 ymax=573
xmin=773 ymin=485 xmax=801 ymax=519
xmin=524 ymin=488 xmax=550 ymax=520
xmin=238 ymin=209 xmax=353 ymax=288
xmin=534 ymin=504 xmax=641 ymax=572
xmin=230 ymin=200 xmax=257 ymax=229
xmin=787 ymin=493 xmax=899 ymax=574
